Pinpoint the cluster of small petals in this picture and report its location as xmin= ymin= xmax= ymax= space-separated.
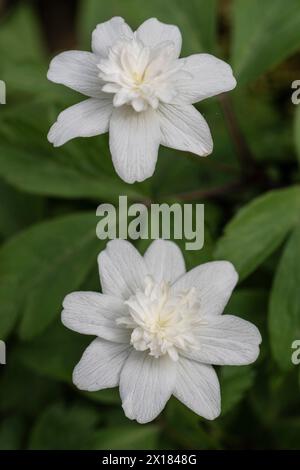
xmin=117 ymin=276 xmax=203 ymax=360
xmin=98 ymin=38 xmax=188 ymax=112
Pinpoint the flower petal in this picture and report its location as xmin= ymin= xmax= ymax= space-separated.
xmin=120 ymin=350 xmax=176 ymax=423
xmin=184 ymin=315 xmax=262 ymax=365
xmin=172 ymin=261 xmax=238 ymax=316
xmin=158 ymin=104 xmax=213 ymax=157
xmin=175 ymin=53 xmax=237 ymax=104
xmin=174 ymin=358 xmax=220 ymax=420
xmin=48 ymin=98 xmax=113 ymax=147
xmin=62 ymin=292 xmax=129 ymax=343
xmin=92 ymin=17 xmax=133 ymax=57
xmin=98 ymin=240 xmax=148 ymax=300
xmin=73 ymin=338 xmax=129 ymax=391
xmin=144 ymin=240 xmax=186 ymax=283
xmin=109 ymin=106 xmax=161 ymax=183
xmin=136 ymin=18 xmax=182 ymax=58
xmin=47 ymin=51 xmax=103 ymax=98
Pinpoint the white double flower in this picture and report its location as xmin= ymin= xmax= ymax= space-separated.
xmin=48 ymin=17 xmax=236 ymax=183
xmin=63 ymin=240 xmax=261 ymax=424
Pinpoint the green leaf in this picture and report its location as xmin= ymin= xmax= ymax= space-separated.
xmin=18 ymin=322 xmax=89 ymax=382
xmin=295 ymin=104 xmax=300 ymax=166
xmin=214 ymin=187 xmax=300 ymax=281
xmin=29 ymin=404 xmax=99 ymax=450
xmin=79 ymin=0 xmax=217 ymax=55
xmin=0 ymin=141 xmax=144 ymax=202
xmin=165 ymin=398 xmax=220 ymax=449
xmin=0 ymin=4 xmax=45 ymax=65
xmin=0 ymin=212 xmax=101 ymax=340
xmin=233 ymin=91 xmax=293 ymax=165
xmin=269 ymin=224 xmax=300 ymax=370
xmin=92 ymin=425 xmax=159 ymax=450
xmin=225 ymin=288 xmax=268 ymax=334
xmin=0 ymin=352 xmax=63 ymax=417
xmin=232 ymin=0 xmax=300 ymax=85
xmin=225 ymin=289 xmax=268 ymax=319
xmin=0 ymin=180 xmax=44 ymax=239
xmin=19 ymin=321 xmax=121 ymax=404
xmin=0 ymin=102 xmax=146 ymax=202
xmin=0 ymin=4 xmax=49 ymax=97
xmin=29 ymin=404 xmax=158 ymax=450
xmin=220 ymin=365 xmax=255 ymax=415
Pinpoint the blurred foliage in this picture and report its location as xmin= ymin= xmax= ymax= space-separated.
xmin=231 ymin=0 xmax=300 ymax=86
xmin=0 ymin=0 xmax=300 ymax=450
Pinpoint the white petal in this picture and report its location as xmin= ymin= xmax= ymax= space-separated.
xmin=47 ymin=51 xmax=103 ymax=98
xmin=98 ymin=240 xmax=148 ymax=300
xmin=48 ymin=98 xmax=113 ymax=147
xmin=185 ymin=315 xmax=262 ymax=365
xmin=109 ymin=106 xmax=161 ymax=183
xmin=172 ymin=261 xmax=238 ymax=316
xmin=120 ymin=350 xmax=176 ymax=423
xmin=136 ymin=18 xmax=182 ymax=58
xmin=73 ymin=338 xmax=129 ymax=391
xmin=174 ymin=358 xmax=220 ymax=420
xmin=175 ymin=54 xmax=237 ymax=104
xmin=144 ymin=240 xmax=186 ymax=283
xmin=92 ymin=17 xmax=133 ymax=57
xmin=62 ymin=292 xmax=129 ymax=343
xmin=158 ymin=104 xmax=213 ymax=157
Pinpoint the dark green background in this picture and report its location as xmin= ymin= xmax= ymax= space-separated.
xmin=0 ymin=0 xmax=300 ymax=450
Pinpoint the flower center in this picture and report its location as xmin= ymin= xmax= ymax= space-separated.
xmin=117 ymin=276 xmax=202 ymax=361
xmin=97 ymin=37 xmax=186 ymax=112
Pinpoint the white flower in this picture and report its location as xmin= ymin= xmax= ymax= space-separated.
xmin=47 ymin=17 xmax=236 ymax=184
xmin=62 ymin=239 xmax=261 ymax=424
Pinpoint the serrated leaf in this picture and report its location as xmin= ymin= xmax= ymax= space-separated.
xmin=214 ymin=187 xmax=300 ymax=281
xmin=269 ymin=224 xmax=300 ymax=370
xmin=232 ymin=0 xmax=300 ymax=85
